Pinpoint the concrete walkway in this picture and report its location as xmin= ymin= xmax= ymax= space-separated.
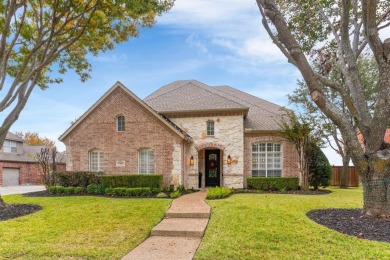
xmin=0 ymin=185 xmax=45 ymax=195
xmin=122 ymin=190 xmax=210 ymax=260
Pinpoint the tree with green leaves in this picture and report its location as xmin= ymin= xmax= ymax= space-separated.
xmin=0 ymin=0 xmax=173 ymax=207
xmin=256 ymin=0 xmax=390 ymax=217
xmin=279 ymin=112 xmax=315 ymax=190
xmin=288 ymin=57 xmax=379 ymax=188
xmin=309 ymin=145 xmax=332 ymax=190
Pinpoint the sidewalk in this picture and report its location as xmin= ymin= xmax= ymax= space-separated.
xmin=122 ymin=190 xmax=210 ymax=260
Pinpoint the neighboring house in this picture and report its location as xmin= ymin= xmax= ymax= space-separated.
xmin=59 ymin=80 xmax=300 ymax=189
xmin=0 ymin=132 xmax=66 ymax=186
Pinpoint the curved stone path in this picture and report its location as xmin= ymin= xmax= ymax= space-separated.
xmin=122 ymin=191 xmax=210 ymax=260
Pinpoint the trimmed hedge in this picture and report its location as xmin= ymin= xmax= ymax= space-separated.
xmin=86 ymin=184 xmax=105 ymax=194
xmin=52 ymin=171 xmax=102 ymax=187
xmin=206 ymin=187 xmax=232 ymax=199
xmin=247 ymin=177 xmax=299 ymax=191
xmin=104 ymin=187 xmax=152 ymax=197
xmin=100 ymin=174 xmax=163 ymax=189
xmin=49 ymin=186 xmax=84 ymax=194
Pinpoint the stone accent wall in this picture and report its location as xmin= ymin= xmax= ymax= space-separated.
xmin=172 ymin=115 xmax=244 ymax=189
xmin=61 ymin=87 xmax=184 ymax=187
xmin=0 ymin=162 xmax=66 ymax=185
xmin=244 ymin=133 xmax=300 ymax=187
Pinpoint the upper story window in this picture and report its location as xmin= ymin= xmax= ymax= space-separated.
xmin=139 ymin=148 xmax=154 ymax=174
xmin=3 ymin=140 xmax=17 ymax=153
xmin=89 ymin=150 xmax=104 ymax=172
xmin=252 ymin=142 xmax=282 ymax=177
xmin=207 ymin=120 xmax=215 ymax=136
xmin=117 ymin=115 xmax=125 ymax=132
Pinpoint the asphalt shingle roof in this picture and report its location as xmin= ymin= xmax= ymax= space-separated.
xmin=144 ymin=80 xmax=247 ymax=112
xmin=0 ymin=132 xmax=66 ymax=163
xmin=214 ymin=86 xmax=286 ymax=130
xmin=145 ymin=80 xmax=286 ymax=131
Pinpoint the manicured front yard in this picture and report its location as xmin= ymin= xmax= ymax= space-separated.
xmin=0 ymin=195 xmax=171 ymax=259
xmin=196 ymin=187 xmax=390 ymax=259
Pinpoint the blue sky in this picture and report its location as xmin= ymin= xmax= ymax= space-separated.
xmin=6 ymin=0 xmax=342 ymax=164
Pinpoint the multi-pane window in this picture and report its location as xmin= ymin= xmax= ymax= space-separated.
xmin=3 ymin=140 xmax=17 ymax=153
xmin=89 ymin=150 xmax=104 ymax=172
xmin=139 ymin=148 xmax=154 ymax=174
xmin=206 ymin=120 xmax=215 ymax=136
xmin=117 ymin=115 xmax=125 ymax=132
xmin=252 ymin=142 xmax=282 ymax=177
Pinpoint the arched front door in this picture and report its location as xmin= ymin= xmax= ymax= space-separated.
xmin=205 ymin=149 xmax=220 ymax=187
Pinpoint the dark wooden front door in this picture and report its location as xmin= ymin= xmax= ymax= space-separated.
xmin=205 ymin=150 xmax=220 ymax=187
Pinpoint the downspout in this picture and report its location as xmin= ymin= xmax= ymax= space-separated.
xmin=181 ymin=140 xmax=185 ymax=187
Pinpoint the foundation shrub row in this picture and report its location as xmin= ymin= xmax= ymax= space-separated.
xmin=247 ymin=177 xmax=300 ymax=191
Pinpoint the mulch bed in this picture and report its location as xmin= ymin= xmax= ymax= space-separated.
xmin=0 ymin=204 xmax=42 ymax=221
xmin=236 ymin=189 xmax=331 ymax=195
xmin=307 ymin=209 xmax=390 ymax=243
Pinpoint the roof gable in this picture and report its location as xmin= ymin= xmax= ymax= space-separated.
xmin=6 ymin=132 xmax=25 ymax=143
xmin=59 ymin=82 xmax=192 ymax=142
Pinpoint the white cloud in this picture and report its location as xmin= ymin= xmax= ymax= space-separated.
xmin=158 ymin=0 xmax=286 ymax=65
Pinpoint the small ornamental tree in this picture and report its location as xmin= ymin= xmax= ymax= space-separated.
xmin=309 ymin=145 xmax=332 ymax=190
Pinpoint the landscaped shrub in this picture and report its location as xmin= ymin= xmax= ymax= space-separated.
xmin=100 ymin=174 xmax=163 ymax=189
xmin=156 ymin=192 xmax=168 ymax=198
xmin=309 ymin=146 xmax=332 ymax=190
xmin=206 ymin=187 xmax=232 ymax=199
xmin=74 ymin=187 xmax=84 ymax=194
xmin=64 ymin=187 xmax=76 ymax=194
xmin=51 ymin=171 xmax=102 ymax=187
xmin=104 ymin=187 xmax=153 ymax=197
xmin=86 ymin=184 xmax=105 ymax=194
xmin=49 ymin=186 xmax=63 ymax=194
xmin=170 ymin=190 xmax=181 ymax=198
xmin=247 ymin=177 xmax=299 ymax=191
xmin=162 ymin=186 xmax=169 ymax=193
xmin=104 ymin=188 xmax=115 ymax=196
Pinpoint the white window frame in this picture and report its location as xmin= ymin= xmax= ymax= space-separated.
xmin=138 ymin=148 xmax=154 ymax=174
xmin=117 ymin=115 xmax=125 ymax=132
xmin=89 ymin=150 xmax=104 ymax=172
xmin=252 ymin=142 xmax=282 ymax=177
xmin=3 ymin=140 xmax=17 ymax=153
xmin=206 ymin=120 xmax=215 ymax=136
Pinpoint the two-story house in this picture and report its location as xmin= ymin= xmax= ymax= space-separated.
xmin=0 ymin=132 xmax=66 ymax=186
xmin=59 ymin=80 xmax=300 ymax=189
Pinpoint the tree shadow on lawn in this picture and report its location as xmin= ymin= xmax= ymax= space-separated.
xmin=307 ymin=209 xmax=390 ymax=243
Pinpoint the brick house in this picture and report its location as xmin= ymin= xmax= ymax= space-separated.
xmin=0 ymin=132 xmax=66 ymax=186
xmin=59 ymin=80 xmax=300 ymax=189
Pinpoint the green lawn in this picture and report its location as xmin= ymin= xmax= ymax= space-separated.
xmin=0 ymin=195 xmax=171 ymax=259
xmin=196 ymin=187 xmax=390 ymax=259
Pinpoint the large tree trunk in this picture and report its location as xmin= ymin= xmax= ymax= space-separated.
xmin=340 ymin=154 xmax=350 ymax=189
xmin=357 ymin=157 xmax=390 ymax=217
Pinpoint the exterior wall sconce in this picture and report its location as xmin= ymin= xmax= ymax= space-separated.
xmin=227 ymin=155 xmax=232 ymax=164
xmin=190 ymin=156 xmax=195 ymax=165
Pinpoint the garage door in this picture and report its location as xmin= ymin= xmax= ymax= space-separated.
xmin=2 ymin=168 xmax=20 ymax=186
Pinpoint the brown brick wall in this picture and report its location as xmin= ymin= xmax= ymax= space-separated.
xmin=0 ymin=162 xmax=66 ymax=185
xmin=62 ymin=87 xmax=184 ymax=186
xmin=244 ymin=133 xmax=300 ymax=187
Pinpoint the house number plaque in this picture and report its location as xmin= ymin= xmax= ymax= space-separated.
xmin=116 ymin=160 xmax=125 ymax=167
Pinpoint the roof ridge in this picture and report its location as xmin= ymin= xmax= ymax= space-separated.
xmin=144 ymin=80 xmax=199 ymax=101
xmin=189 ymin=81 xmax=246 ymax=109
xmin=214 ymin=86 xmax=285 ymax=116
xmin=145 ymin=80 xmax=246 ymax=109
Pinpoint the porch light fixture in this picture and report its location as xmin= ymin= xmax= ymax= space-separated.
xmin=190 ymin=156 xmax=195 ymax=165
xmin=227 ymin=155 xmax=232 ymax=164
